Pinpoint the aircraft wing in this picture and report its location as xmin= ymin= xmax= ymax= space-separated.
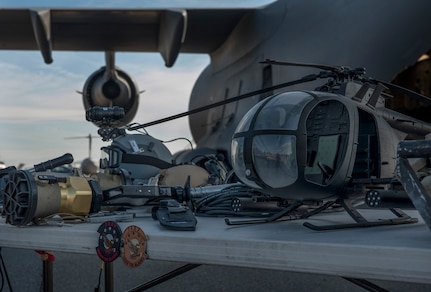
xmin=0 ymin=7 xmax=255 ymax=66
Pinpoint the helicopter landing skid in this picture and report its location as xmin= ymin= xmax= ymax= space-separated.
xmin=303 ymin=198 xmax=418 ymax=231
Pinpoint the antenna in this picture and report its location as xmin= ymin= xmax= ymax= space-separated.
xmin=64 ymin=133 xmax=97 ymax=159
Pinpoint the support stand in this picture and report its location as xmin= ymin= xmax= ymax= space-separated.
xmin=35 ymin=250 xmax=55 ymax=292
xmin=43 ymin=261 xmax=53 ymax=292
xmin=105 ymin=261 xmax=114 ymax=292
xmin=343 ymin=277 xmax=389 ymax=292
xmin=397 ymin=140 xmax=431 ymax=231
xmin=126 ymin=263 xmax=200 ymax=292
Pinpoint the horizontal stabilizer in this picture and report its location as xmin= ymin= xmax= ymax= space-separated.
xmin=0 ymin=7 xmax=254 ymax=66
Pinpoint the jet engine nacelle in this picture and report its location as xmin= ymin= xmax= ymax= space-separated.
xmin=82 ymin=66 xmax=139 ymax=128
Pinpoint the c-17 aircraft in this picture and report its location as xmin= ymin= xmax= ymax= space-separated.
xmin=1 ymin=0 xmax=431 ymax=291
xmin=0 ymin=0 xmax=431 ymax=290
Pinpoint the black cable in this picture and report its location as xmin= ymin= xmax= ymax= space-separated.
xmin=159 ymin=137 xmax=194 ymax=151
xmin=194 ymin=185 xmax=277 ymax=217
xmin=194 ymin=186 xmax=253 ymax=210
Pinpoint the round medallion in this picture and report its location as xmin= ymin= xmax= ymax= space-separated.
xmin=96 ymin=221 xmax=122 ymax=262
xmin=121 ymin=225 xmax=147 ymax=268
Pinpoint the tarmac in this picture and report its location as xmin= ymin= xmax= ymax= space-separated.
xmin=1 ymin=247 xmax=430 ymax=292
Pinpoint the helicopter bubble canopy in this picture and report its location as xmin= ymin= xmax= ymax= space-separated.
xmin=232 ymin=92 xmax=314 ymax=189
xmin=231 ymin=91 xmax=360 ymax=200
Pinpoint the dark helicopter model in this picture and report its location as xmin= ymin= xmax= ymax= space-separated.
xmin=227 ymin=61 xmax=431 ymax=229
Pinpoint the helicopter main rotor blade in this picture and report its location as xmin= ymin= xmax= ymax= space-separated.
xmin=260 ymin=59 xmax=340 ymax=71
xmin=368 ymin=77 xmax=431 ymax=107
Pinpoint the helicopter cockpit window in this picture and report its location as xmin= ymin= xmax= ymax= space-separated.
xmin=305 ymin=100 xmax=349 ymax=185
xmin=232 ymin=91 xmax=314 ymax=190
xmin=254 ymin=91 xmax=313 ymax=130
xmin=253 ymin=135 xmax=297 ymax=188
